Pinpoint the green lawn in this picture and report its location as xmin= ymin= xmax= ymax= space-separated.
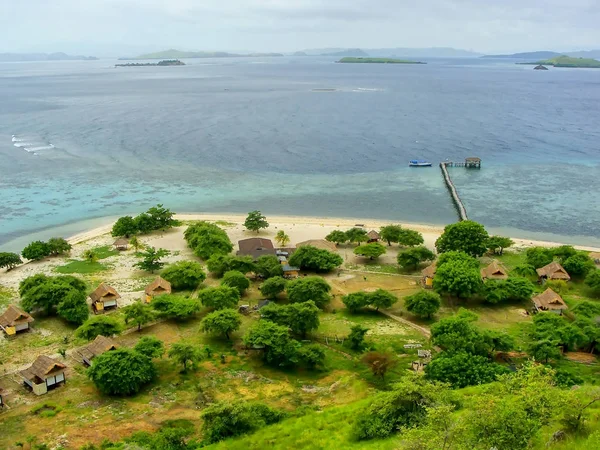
xmin=55 ymin=260 xmax=109 ymax=274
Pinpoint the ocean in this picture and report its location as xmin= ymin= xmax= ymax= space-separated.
xmin=1 ymin=56 xmax=599 ymax=251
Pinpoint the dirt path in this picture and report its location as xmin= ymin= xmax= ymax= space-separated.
xmin=377 ymin=310 xmax=431 ymax=338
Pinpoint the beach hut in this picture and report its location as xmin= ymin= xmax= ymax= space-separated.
xmin=532 ymin=288 xmax=567 ymax=315
xmin=144 ymin=276 xmax=172 ymax=303
xmin=0 ymin=304 xmax=34 ymax=336
xmin=77 ymin=335 xmax=118 ymax=366
xmin=367 ymin=230 xmax=380 ymax=243
xmin=282 ymin=264 xmax=300 ymax=279
xmin=20 ymin=356 xmax=67 ymax=395
xmin=90 ymin=283 xmax=121 ymax=313
xmin=536 ymin=262 xmax=570 ymax=283
xmin=421 ymin=262 xmax=437 ymax=289
xmin=237 ymin=238 xmax=276 ymax=261
xmin=481 ymin=261 xmax=509 ymax=281
xmin=590 ymin=252 xmax=600 ymax=265
xmin=465 ymin=157 xmax=481 ymax=168
xmin=295 ymin=239 xmax=338 ymax=252
xmin=113 ymin=238 xmax=129 ymax=251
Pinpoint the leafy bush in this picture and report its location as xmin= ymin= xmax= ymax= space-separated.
xmin=184 ymin=222 xmax=233 ymax=260
xmin=152 ymin=294 xmax=201 ymax=319
xmin=161 ymin=261 xmax=206 ymax=290
xmin=207 ymin=254 xmax=255 ymax=278
xmin=288 ymin=246 xmax=342 ymax=272
xmin=259 ymin=276 xmax=287 ymax=299
xmin=201 ymin=309 xmax=242 ymax=340
xmin=221 ymin=270 xmax=250 ymax=295
xmin=76 ymin=315 xmax=123 ymax=341
xmin=198 ymin=286 xmax=240 ymax=310
xmin=286 ymin=276 xmax=331 ymax=308
xmin=88 ymin=348 xmax=156 ymax=396
xmin=435 ymin=221 xmax=489 ymax=257
xmin=404 ymin=290 xmax=441 ymax=318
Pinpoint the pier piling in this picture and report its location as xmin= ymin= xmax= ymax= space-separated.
xmin=440 ymin=162 xmax=468 ymax=221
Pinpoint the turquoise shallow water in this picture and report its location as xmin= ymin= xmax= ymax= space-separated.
xmin=1 ymin=57 xmax=599 ymax=250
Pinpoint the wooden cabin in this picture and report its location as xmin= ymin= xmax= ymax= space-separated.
xmin=113 ymin=238 xmax=129 ymax=251
xmin=481 ymin=261 xmax=509 ymax=281
xmin=77 ymin=335 xmax=118 ymax=366
xmin=536 ymin=262 xmax=570 ymax=283
xmin=282 ymin=264 xmax=300 ymax=279
xmin=532 ymin=288 xmax=567 ymax=315
xmin=144 ymin=276 xmax=172 ymax=303
xmin=90 ymin=283 xmax=121 ymax=313
xmin=0 ymin=304 xmax=34 ymax=336
xmin=296 ymin=239 xmax=338 ymax=252
xmin=20 ymin=356 xmax=67 ymax=395
xmin=367 ymin=230 xmax=380 ymax=243
xmin=237 ymin=238 xmax=276 ymax=261
xmin=421 ymin=262 xmax=437 ymax=289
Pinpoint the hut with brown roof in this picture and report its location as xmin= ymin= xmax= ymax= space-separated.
xmin=237 ymin=238 xmax=276 ymax=261
xmin=113 ymin=238 xmax=129 ymax=251
xmin=367 ymin=230 xmax=380 ymax=243
xmin=20 ymin=355 xmax=67 ymax=395
xmin=421 ymin=262 xmax=437 ymax=289
xmin=590 ymin=252 xmax=600 ymax=265
xmin=532 ymin=288 xmax=567 ymax=315
xmin=481 ymin=261 xmax=509 ymax=281
xmin=144 ymin=276 xmax=172 ymax=303
xmin=536 ymin=262 xmax=570 ymax=283
xmin=90 ymin=283 xmax=121 ymax=313
xmin=296 ymin=239 xmax=338 ymax=252
xmin=77 ymin=335 xmax=118 ymax=366
xmin=0 ymin=304 xmax=34 ymax=336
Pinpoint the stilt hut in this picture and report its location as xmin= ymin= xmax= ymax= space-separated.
xmin=77 ymin=335 xmax=118 ymax=366
xmin=20 ymin=356 xmax=67 ymax=395
xmin=90 ymin=283 xmax=121 ymax=313
xmin=532 ymin=288 xmax=567 ymax=315
xmin=0 ymin=304 xmax=34 ymax=336
xmin=144 ymin=276 xmax=172 ymax=303
xmin=421 ymin=262 xmax=437 ymax=289
xmin=481 ymin=261 xmax=509 ymax=281
xmin=536 ymin=262 xmax=570 ymax=283
xmin=113 ymin=238 xmax=129 ymax=251
xmin=465 ymin=157 xmax=481 ymax=168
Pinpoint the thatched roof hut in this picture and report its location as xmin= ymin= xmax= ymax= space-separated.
xmin=589 ymin=252 xmax=600 ymax=264
xmin=113 ymin=238 xmax=129 ymax=251
xmin=421 ymin=262 xmax=437 ymax=288
xmin=0 ymin=304 xmax=34 ymax=335
xmin=367 ymin=230 xmax=380 ymax=242
xmin=237 ymin=238 xmax=276 ymax=260
xmin=296 ymin=239 xmax=338 ymax=252
xmin=77 ymin=335 xmax=118 ymax=366
xmin=532 ymin=288 xmax=567 ymax=314
xmin=90 ymin=283 xmax=121 ymax=312
xmin=481 ymin=261 xmax=509 ymax=281
xmin=20 ymin=355 xmax=67 ymax=395
xmin=145 ymin=276 xmax=172 ymax=297
xmin=536 ymin=262 xmax=570 ymax=282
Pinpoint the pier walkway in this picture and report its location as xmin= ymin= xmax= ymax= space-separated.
xmin=440 ymin=162 xmax=468 ymax=221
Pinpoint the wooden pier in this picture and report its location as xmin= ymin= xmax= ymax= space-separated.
xmin=439 ymin=158 xmax=480 ymax=221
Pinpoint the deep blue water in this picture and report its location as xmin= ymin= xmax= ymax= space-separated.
xmin=1 ymin=56 xmax=599 ymax=250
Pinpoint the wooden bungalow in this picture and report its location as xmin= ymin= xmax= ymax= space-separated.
xmin=532 ymin=288 xmax=567 ymax=315
xmin=113 ymin=238 xmax=129 ymax=251
xmin=282 ymin=264 xmax=300 ymax=279
xmin=237 ymin=238 xmax=276 ymax=261
xmin=20 ymin=356 xmax=67 ymax=395
xmin=536 ymin=262 xmax=570 ymax=283
xmin=481 ymin=261 xmax=509 ymax=281
xmin=421 ymin=262 xmax=437 ymax=289
xmin=296 ymin=239 xmax=338 ymax=252
xmin=367 ymin=230 xmax=380 ymax=243
xmin=90 ymin=283 xmax=121 ymax=313
xmin=590 ymin=252 xmax=600 ymax=265
xmin=77 ymin=335 xmax=118 ymax=366
xmin=144 ymin=276 xmax=172 ymax=303
xmin=0 ymin=304 xmax=34 ymax=336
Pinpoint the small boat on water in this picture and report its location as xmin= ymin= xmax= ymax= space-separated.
xmin=409 ymin=160 xmax=432 ymax=167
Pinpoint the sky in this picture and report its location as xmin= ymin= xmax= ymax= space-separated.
xmin=1 ymin=0 xmax=599 ymax=56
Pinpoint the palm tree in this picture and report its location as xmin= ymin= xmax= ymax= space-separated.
xmin=129 ymin=236 xmax=143 ymax=251
xmin=275 ymin=230 xmax=290 ymax=247
xmin=83 ymin=249 xmax=98 ymax=263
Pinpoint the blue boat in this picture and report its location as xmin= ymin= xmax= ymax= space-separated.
xmin=409 ymin=160 xmax=432 ymax=167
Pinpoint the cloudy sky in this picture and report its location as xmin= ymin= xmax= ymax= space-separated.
xmin=1 ymin=0 xmax=599 ymax=55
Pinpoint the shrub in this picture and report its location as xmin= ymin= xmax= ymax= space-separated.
xmin=259 ymin=276 xmax=287 ymax=299
xmin=221 ymin=270 xmax=250 ymax=295
xmin=76 ymin=315 xmax=123 ymax=341
xmin=184 ymin=222 xmax=233 ymax=260
xmin=22 ymin=241 xmax=51 ymax=261
xmin=404 ymin=290 xmax=441 ymax=318
xmin=435 ymin=221 xmax=489 ymax=257
xmin=286 ymin=276 xmax=331 ymax=308
xmin=288 ymin=246 xmax=342 ymax=272
xmin=198 ymin=286 xmax=240 ymax=310
xmin=152 ymin=295 xmax=201 ymax=319
xmin=88 ymin=348 xmax=156 ymax=396
xmin=161 ymin=261 xmax=206 ymax=290
xmin=397 ymin=246 xmax=435 ymax=270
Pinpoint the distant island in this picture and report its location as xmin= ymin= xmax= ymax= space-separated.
xmin=483 ymin=49 xmax=600 ymax=59
xmin=0 ymin=52 xmax=97 ymax=62
xmin=120 ymin=49 xmax=283 ymax=60
xmin=337 ymin=57 xmax=425 ymax=64
xmin=299 ymin=47 xmax=481 ymax=57
xmin=116 ymin=59 xmax=185 ymax=67
xmin=519 ymin=55 xmax=600 ymax=68
xmin=534 ymin=65 xmax=549 ymax=71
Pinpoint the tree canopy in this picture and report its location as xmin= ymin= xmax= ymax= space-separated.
xmin=111 ymin=205 xmax=178 ymax=237
xmin=434 ymin=257 xmax=483 ymax=298
xmin=286 ymin=276 xmax=331 ymax=308
xmin=486 ymin=236 xmax=514 ymax=255
xmin=0 ymin=252 xmax=22 ymax=270
xmin=161 ymin=260 xmax=206 ymax=290
xmin=134 ymin=336 xmax=165 ymax=359
xmin=221 ymin=270 xmax=250 ymax=295
xmin=168 ymin=342 xmax=203 ymax=372
xmin=404 ymin=290 xmax=441 ymax=318
xmin=243 ymin=320 xmax=300 ymax=367
xmin=345 ymin=227 xmax=368 ymax=246
xmin=353 ymin=243 xmax=387 ymax=260
xmin=483 ymin=277 xmax=534 ymax=304
xmin=586 ymin=270 xmax=600 ymax=296
xmin=435 ymin=220 xmax=489 ymax=257
xmin=207 ymin=254 xmax=255 ymax=278
xmin=325 ymin=230 xmax=348 ymax=245
xmin=184 ymin=222 xmax=233 ymax=260
xmin=152 ymin=295 xmax=201 ymax=320
xmin=342 ymin=292 xmax=371 ymax=313
xmin=198 ymin=286 xmax=240 ymax=310
xmin=201 ymin=309 xmax=242 ymax=340
xmin=134 ymin=247 xmax=170 ymax=273
xmin=288 ymin=245 xmax=342 ymax=272
xmin=254 ymin=255 xmax=283 ymax=279
xmin=525 ymin=247 xmax=555 ymax=269
xmin=259 ymin=276 xmax=288 ymax=299
xmin=47 ymin=237 xmax=72 ymax=256
xmin=260 ymin=301 xmax=320 ymax=338
xmin=76 ymin=315 xmax=123 ymax=341
xmin=275 ymin=230 xmax=290 ymax=247
xmin=563 ymin=253 xmax=595 ymax=277
xmin=21 ymin=240 xmax=51 ymax=261
xmin=425 ymin=351 xmax=508 ymax=388
xmin=397 ymin=246 xmax=435 ymax=270
xmin=88 ymin=348 xmax=156 ymax=396
xmin=348 ymin=324 xmax=369 ymax=351
xmin=111 ymin=216 xmax=137 ymax=238
xmin=397 ymin=228 xmax=424 ymax=247
xmin=244 ymin=210 xmax=269 ymax=233
xmin=123 ymin=302 xmax=156 ymax=331
xmin=379 ymin=225 xmax=403 ymax=246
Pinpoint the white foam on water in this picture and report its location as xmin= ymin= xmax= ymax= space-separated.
xmin=25 ymin=145 xmax=54 ymax=151
xmin=14 ymin=142 xmax=35 ymax=147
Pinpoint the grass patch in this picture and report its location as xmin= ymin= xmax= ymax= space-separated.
xmin=31 ymin=402 xmax=62 ymax=418
xmin=90 ymin=245 xmax=120 ymax=260
xmin=0 ymin=284 xmax=15 ymax=308
xmin=55 ymin=260 xmax=109 ymax=274
xmin=213 ymin=220 xmax=236 ymax=227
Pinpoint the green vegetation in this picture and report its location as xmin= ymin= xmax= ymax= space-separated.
xmin=275 ymin=230 xmax=290 ymax=247
xmin=354 ymin=242 xmax=387 ymax=260
xmin=338 ymin=57 xmax=425 ymax=64
xmin=207 ymin=254 xmax=255 ymax=278
xmin=201 ymin=309 xmax=242 ymax=340
xmin=221 ymin=270 xmax=250 ymax=295
xmin=342 ymin=289 xmax=397 ymax=313
xmin=185 ymin=222 xmax=233 ymax=260
xmin=397 ymin=246 xmax=435 ymax=270
xmin=161 ymin=260 xmax=206 ymax=290
xmin=134 ymin=246 xmax=170 ymax=273
xmin=168 ymin=341 xmax=203 ymax=372
xmin=111 ymin=204 xmax=179 ymax=237
xmin=259 ymin=276 xmax=288 ymax=299
xmin=55 ymin=259 xmax=109 ymax=274
xmin=435 ymin=220 xmax=489 ymax=256
xmin=21 ymin=237 xmax=72 ymax=261
xmin=198 ymin=286 xmax=241 ymax=310
xmin=123 ymin=302 xmax=156 ymax=331
xmin=88 ymin=348 xmax=157 ymax=395
xmin=152 ymin=294 xmax=201 ymax=319
xmin=244 ymin=210 xmax=269 ymax=233
xmin=523 ymin=55 xmax=600 ymax=68
xmin=0 ymin=252 xmax=23 ymax=270
xmin=76 ymin=315 xmax=123 ymax=340
xmin=260 ymin=301 xmax=320 ymax=338
xmin=404 ymin=290 xmax=441 ymax=318
xmin=286 ymin=276 xmax=332 ymax=308
xmin=288 ymin=245 xmax=343 ymax=272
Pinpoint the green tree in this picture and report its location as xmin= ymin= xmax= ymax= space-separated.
xmin=88 ymin=348 xmax=156 ymax=396
xmin=47 ymin=237 xmax=72 ymax=256
xmin=346 ymin=227 xmax=368 ymax=246
xmin=342 ymin=292 xmax=370 ymax=313
xmin=552 ymin=245 xmax=578 ymax=261
xmin=379 ymin=225 xmax=403 ymax=246
xmin=397 ymin=246 xmax=435 ymax=270
xmin=56 ymin=290 xmax=89 ymax=324
xmin=198 ymin=286 xmax=241 ymax=310
xmin=435 ymin=220 xmax=489 ymax=257
xmin=22 ymin=240 xmax=51 ymax=261
xmin=134 ymin=247 xmax=170 ymax=273
xmin=123 ymin=302 xmax=156 ymax=331
xmin=129 ymin=236 xmax=142 ymax=251
xmin=563 ymin=253 xmax=595 ymax=277
xmin=161 ymin=260 xmax=206 ymax=290
xmin=260 ymin=301 xmax=320 ymax=338
xmin=325 ymin=230 xmax=348 ymax=245
xmin=146 ymin=204 xmax=177 ymax=230
xmin=586 ymin=270 xmax=600 ymax=296
xmin=525 ymin=247 xmax=554 ymax=269
xmin=243 ymin=320 xmax=300 ymax=367
xmin=152 ymin=295 xmax=201 ymax=320
xmin=0 ymin=252 xmax=22 ymax=270
xmin=514 ymin=263 xmax=537 ymax=278
xmin=111 ymin=216 xmax=138 ymax=238
xmin=134 ymin=336 xmax=165 ymax=358
xmin=133 ymin=213 xmax=155 ymax=234
xmin=353 ymin=242 xmax=387 ymax=260
xmin=436 ymin=250 xmax=480 ymax=270
xmin=168 ymin=342 xmax=203 ymax=372
xmin=370 ymin=289 xmax=397 ymax=310
xmin=348 ymin=324 xmax=369 ymax=351
xmin=244 ymin=210 xmax=269 ymax=233
xmin=483 ymin=277 xmax=534 ymax=304
xmin=288 ymin=246 xmax=342 ymax=272
xmin=430 ymin=309 xmax=490 ymax=356
xmin=259 ymin=276 xmax=288 ymax=299
xmin=207 ymin=254 xmax=255 ymax=278
xmin=485 ymin=236 xmax=514 ymax=255
xmin=254 ymin=255 xmax=283 ymax=279
xmin=20 ymin=275 xmax=87 ymax=321
xmin=286 ymin=276 xmax=331 ymax=308
xmin=275 ymin=230 xmax=290 ymax=247
xmin=82 ymin=249 xmax=98 ymax=263
xmin=298 ymin=344 xmax=326 ymax=369
xmin=76 ymin=315 xmax=123 ymax=341
xmin=528 ymin=338 xmax=562 ymax=363
xmin=425 ymin=352 xmax=507 ymax=388
xmin=404 ymin=290 xmax=441 ymax=319
xmin=572 ymin=300 xmax=600 ymax=318
xmin=201 ymin=309 xmax=242 ymax=340
xmin=434 ymin=259 xmax=483 ymax=298
xmin=397 ymin=228 xmax=424 ymax=247
xmin=221 ymin=270 xmax=250 ymax=294
xmin=483 ymin=329 xmax=515 ymax=353
xmin=184 ymin=222 xmax=233 ymax=260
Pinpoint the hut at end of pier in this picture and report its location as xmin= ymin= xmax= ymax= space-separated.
xmin=465 ymin=157 xmax=481 ymax=168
